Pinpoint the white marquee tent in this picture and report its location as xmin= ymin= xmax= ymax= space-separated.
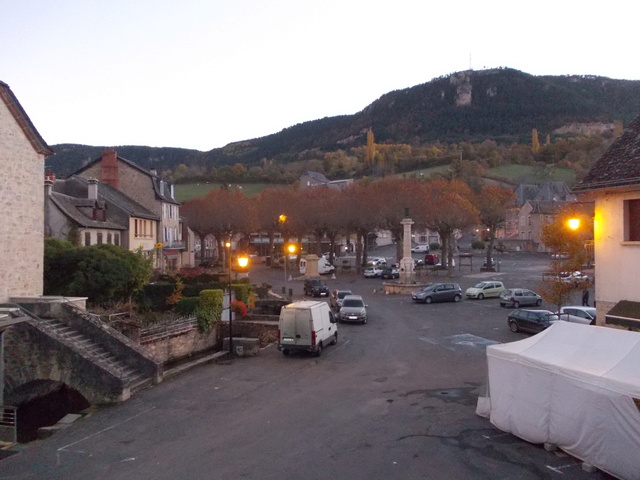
xmin=479 ymin=322 xmax=640 ymax=479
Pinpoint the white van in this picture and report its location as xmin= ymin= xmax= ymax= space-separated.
xmin=299 ymin=256 xmax=336 ymax=275
xmin=278 ymin=301 xmax=338 ymax=356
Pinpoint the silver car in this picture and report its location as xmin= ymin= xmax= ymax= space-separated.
xmin=499 ymin=288 xmax=542 ymax=308
xmin=338 ymin=295 xmax=368 ymax=324
xmin=558 ymin=306 xmax=596 ymax=325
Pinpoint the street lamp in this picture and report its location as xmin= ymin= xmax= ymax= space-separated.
xmin=284 ymin=243 xmax=297 ymax=298
xmin=226 ymin=243 xmax=249 ymax=358
xmin=568 ymin=218 xmax=580 ymax=230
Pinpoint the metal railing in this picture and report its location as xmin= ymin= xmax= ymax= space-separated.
xmin=0 ymin=405 xmax=17 ymax=443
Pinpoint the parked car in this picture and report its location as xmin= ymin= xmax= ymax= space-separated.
xmin=303 ymin=278 xmax=330 ymax=297
xmin=482 ymin=257 xmax=496 ymax=268
xmin=500 ymin=288 xmax=542 ymax=308
xmin=424 ymin=254 xmax=439 ymax=265
xmin=558 ymin=271 xmax=590 ymax=285
xmin=465 ymin=281 xmax=505 ymax=299
xmin=507 ymin=309 xmax=559 ymax=333
xmin=338 ymin=295 xmax=368 ymax=324
xmin=412 ymin=283 xmax=462 ymax=304
xmin=363 ymin=266 xmax=384 ymax=278
xmin=381 ymin=266 xmax=400 ymax=279
xmin=414 ymin=258 xmax=425 ymax=268
xmin=557 ymin=306 xmax=596 ymax=325
xmin=366 ymin=257 xmax=387 ymax=267
xmin=411 ymin=244 xmax=430 ymax=253
xmin=330 ymin=289 xmax=353 ymax=311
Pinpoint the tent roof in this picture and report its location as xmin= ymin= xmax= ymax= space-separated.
xmin=487 ymin=322 xmax=640 ymax=396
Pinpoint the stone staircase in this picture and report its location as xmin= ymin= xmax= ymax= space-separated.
xmin=36 ymin=318 xmax=153 ymax=393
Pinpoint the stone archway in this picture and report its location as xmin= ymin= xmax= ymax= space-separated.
xmin=5 ymin=380 xmax=90 ymax=443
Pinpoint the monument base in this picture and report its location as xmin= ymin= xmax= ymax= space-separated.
xmin=382 ymin=281 xmax=428 ymax=295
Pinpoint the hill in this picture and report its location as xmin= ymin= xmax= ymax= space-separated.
xmin=46 ymin=68 xmax=640 ymax=176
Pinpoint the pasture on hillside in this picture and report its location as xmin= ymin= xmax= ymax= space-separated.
xmin=174 ymin=183 xmax=288 ymax=201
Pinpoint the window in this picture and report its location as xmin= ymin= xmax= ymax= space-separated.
xmin=97 ymin=232 xmax=103 ymax=244
xmin=107 ymin=233 xmax=112 ymax=244
xmin=84 ymin=232 xmax=91 ymax=246
xmin=624 ymin=199 xmax=640 ymax=241
xmin=114 ymin=233 xmax=120 ymax=246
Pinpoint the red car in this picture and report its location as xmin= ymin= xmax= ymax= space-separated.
xmin=424 ymin=254 xmax=439 ymax=265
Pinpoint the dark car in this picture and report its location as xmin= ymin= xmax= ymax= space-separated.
xmin=304 ymin=278 xmax=329 ymax=297
xmin=381 ymin=267 xmax=399 ymax=279
xmin=507 ymin=309 xmax=559 ymax=333
xmin=411 ymin=283 xmax=462 ymax=304
xmin=424 ymin=254 xmax=439 ymax=265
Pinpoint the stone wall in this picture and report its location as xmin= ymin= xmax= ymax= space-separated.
xmin=219 ymin=319 xmax=278 ymax=347
xmin=3 ymin=323 xmax=126 ymax=404
xmin=0 ymin=98 xmax=44 ymax=303
xmin=141 ymin=326 xmax=218 ymax=364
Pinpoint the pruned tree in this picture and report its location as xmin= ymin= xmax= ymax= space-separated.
xmin=538 ymin=208 xmax=592 ymax=310
xmin=475 ymin=185 xmax=516 ymax=269
xmin=420 ymin=179 xmax=479 ymax=269
xmin=532 ymin=128 xmax=541 ymax=154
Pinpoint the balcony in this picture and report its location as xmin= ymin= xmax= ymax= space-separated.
xmin=162 ymin=240 xmax=185 ymax=250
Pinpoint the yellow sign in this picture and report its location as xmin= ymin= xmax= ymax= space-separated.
xmin=155 ymin=243 xmax=163 ymax=249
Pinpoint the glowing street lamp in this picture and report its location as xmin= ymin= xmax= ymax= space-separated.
xmin=567 ymin=218 xmax=580 ymax=230
xmin=227 ymin=243 xmax=249 ymax=358
xmin=284 ymin=243 xmax=297 ymax=298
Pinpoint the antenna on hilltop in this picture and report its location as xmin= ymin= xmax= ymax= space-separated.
xmin=469 ymin=53 xmax=472 ymax=71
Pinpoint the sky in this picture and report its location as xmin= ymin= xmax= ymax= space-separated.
xmin=2 ymin=0 xmax=639 ymax=152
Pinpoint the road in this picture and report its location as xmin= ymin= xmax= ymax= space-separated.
xmin=0 ymin=250 xmax=607 ymax=479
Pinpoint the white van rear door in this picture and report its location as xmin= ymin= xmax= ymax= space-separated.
xmin=280 ymin=308 xmax=312 ymax=346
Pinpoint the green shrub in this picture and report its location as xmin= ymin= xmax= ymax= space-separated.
xmin=139 ymin=283 xmax=176 ymax=311
xmin=232 ymin=284 xmax=252 ymax=305
xmin=429 ymin=242 xmax=441 ymax=251
xmin=472 ymin=240 xmax=486 ymax=250
xmin=174 ymin=297 xmax=200 ymax=316
xmin=182 ymin=282 xmax=224 ymax=297
xmin=197 ymin=289 xmax=224 ymax=332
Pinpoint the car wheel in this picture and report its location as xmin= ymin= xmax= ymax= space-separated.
xmin=478 ymin=293 xmax=484 ymax=300
xmin=513 ymin=301 xmax=520 ymax=308
xmin=332 ymin=332 xmax=338 ymax=345
xmin=282 ymin=349 xmax=290 ymax=356
xmin=453 ymin=294 xmax=461 ymax=303
xmin=362 ymin=317 xmax=367 ymax=324
xmin=425 ymin=296 xmax=432 ymax=304
xmin=500 ymin=303 xmax=505 ymax=307
xmin=509 ymin=321 xmax=519 ymax=333
xmin=536 ymin=299 xmax=542 ymax=306
xmin=315 ymin=343 xmax=323 ymax=357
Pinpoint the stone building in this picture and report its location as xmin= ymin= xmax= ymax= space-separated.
xmin=0 ymin=81 xmax=53 ymax=303
xmin=45 ymin=175 xmax=159 ymax=256
xmin=72 ymin=149 xmax=193 ymax=270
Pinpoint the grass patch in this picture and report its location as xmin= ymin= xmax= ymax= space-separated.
xmin=175 ymin=183 xmax=289 ymax=201
xmin=486 ymin=165 xmax=575 ymax=184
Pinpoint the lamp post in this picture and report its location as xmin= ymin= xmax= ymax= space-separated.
xmin=284 ymin=243 xmax=297 ymax=299
xmin=226 ymin=243 xmax=249 ymax=358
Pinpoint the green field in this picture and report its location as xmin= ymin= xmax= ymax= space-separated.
xmin=174 ymin=183 xmax=288 ymax=201
xmin=486 ymin=165 xmax=575 ymax=184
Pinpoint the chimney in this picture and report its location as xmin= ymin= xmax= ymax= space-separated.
xmin=101 ymin=148 xmax=119 ymax=188
xmin=170 ymin=184 xmax=175 ymax=199
xmin=88 ymin=178 xmax=98 ymax=200
xmin=159 ymin=180 xmax=164 ymax=196
xmin=44 ymin=179 xmax=53 ymax=196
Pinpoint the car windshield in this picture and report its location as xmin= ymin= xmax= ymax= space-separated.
xmin=337 ymin=291 xmax=352 ymax=299
xmin=474 ymin=282 xmax=489 ymax=288
xmin=343 ymin=299 xmax=363 ymax=308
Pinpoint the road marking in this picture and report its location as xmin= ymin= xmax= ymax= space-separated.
xmin=57 ymin=406 xmax=156 ymax=465
xmin=418 ymin=337 xmax=438 ymax=345
xmin=546 ymin=463 xmax=576 ymax=474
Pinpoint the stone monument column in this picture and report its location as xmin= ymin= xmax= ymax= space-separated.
xmin=399 ymin=210 xmax=415 ymax=283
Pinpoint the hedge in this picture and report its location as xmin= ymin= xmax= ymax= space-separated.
xmin=174 ymin=297 xmax=200 ymax=316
